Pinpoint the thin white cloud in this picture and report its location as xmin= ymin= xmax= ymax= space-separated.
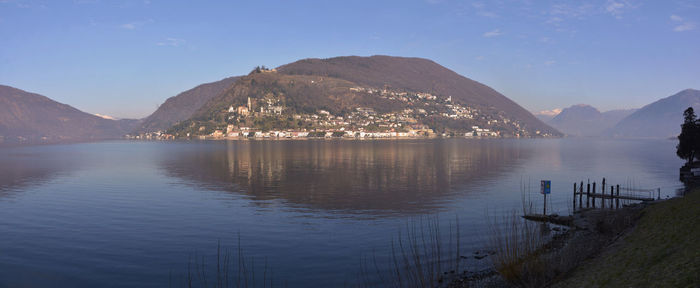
xmin=605 ymin=0 xmax=637 ymax=19
xmin=676 ymin=0 xmax=700 ymax=9
xmin=483 ymin=29 xmax=501 ymax=37
xmin=157 ymin=38 xmax=185 ymax=47
xmin=546 ymin=17 xmax=563 ymax=24
xmin=544 ymin=3 xmax=594 ymax=34
xmin=475 ymin=55 xmax=484 ymax=61
xmin=478 ymin=11 xmax=498 ymax=18
xmin=674 ymin=22 xmax=696 ymax=32
xmin=544 ymin=60 xmax=556 ymax=66
xmin=671 ymin=14 xmax=696 ymax=32
xmin=121 ymin=23 xmax=136 ymax=30
xmin=6 ymin=0 xmax=47 ymax=9
xmin=547 ymin=1 xmax=636 ymax=24
xmin=471 ymin=1 xmax=498 ymax=18
xmin=606 ymin=1 xmax=624 ymax=15
xmin=120 ymin=19 xmax=153 ymax=30
xmin=549 ymin=3 xmax=595 ymax=19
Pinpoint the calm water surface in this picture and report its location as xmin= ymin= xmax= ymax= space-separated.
xmin=0 ymin=139 xmax=684 ymax=287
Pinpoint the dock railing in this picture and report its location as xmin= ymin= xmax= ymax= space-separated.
xmin=572 ymin=178 xmax=659 ymax=211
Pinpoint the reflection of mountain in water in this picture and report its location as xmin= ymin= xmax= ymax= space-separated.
xmin=160 ymin=140 xmax=530 ymax=214
xmin=0 ymin=147 xmax=83 ymax=197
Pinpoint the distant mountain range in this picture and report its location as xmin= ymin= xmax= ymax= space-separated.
xmin=2 ymin=55 xmax=698 ymax=143
xmin=0 ymin=85 xmax=138 ymax=144
xmin=545 ymin=105 xmax=636 ymax=137
xmin=535 ymin=89 xmax=700 ymax=138
xmin=608 ymin=89 xmax=700 ymax=138
xmin=176 ymin=55 xmax=560 ymax=137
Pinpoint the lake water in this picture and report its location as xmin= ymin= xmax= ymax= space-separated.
xmin=0 ymin=139 xmax=684 ymax=287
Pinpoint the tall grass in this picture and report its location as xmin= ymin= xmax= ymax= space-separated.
xmin=520 ymin=177 xmax=534 ymax=216
xmin=171 ymin=237 xmax=279 ymax=288
xmin=487 ymin=178 xmax=551 ymax=287
xmin=489 ymin=178 xmax=647 ymax=287
xmin=360 ymin=216 xmax=463 ymax=288
xmin=489 ymin=211 xmax=547 ymax=287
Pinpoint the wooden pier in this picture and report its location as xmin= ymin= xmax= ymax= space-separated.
xmin=523 ymin=178 xmax=660 ymax=225
xmin=582 ymin=193 xmax=653 ymax=202
xmin=571 ymin=178 xmax=657 ymax=211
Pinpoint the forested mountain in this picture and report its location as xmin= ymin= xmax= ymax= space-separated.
xmin=278 ymin=56 xmax=556 ymax=133
xmin=172 ymin=56 xmax=560 ymax=137
xmin=137 ymin=76 xmax=240 ymax=132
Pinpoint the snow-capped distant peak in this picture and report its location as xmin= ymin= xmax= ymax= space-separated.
xmin=534 ymin=108 xmax=562 ymax=117
xmin=94 ymin=113 xmax=118 ymax=120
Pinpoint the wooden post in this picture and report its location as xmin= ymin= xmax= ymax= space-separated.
xmin=579 ymin=181 xmax=583 ymax=209
xmin=602 ymin=178 xmax=606 ymax=205
xmin=616 ymin=185 xmax=620 ymax=209
xmin=592 ymin=182 xmax=596 ymax=208
xmin=573 ymin=183 xmax=577 ymax=211
xmin=586 ymin=182 xmax=590 ymax=208
xmin=544 ymin=192 xmax=547 ymax=216
xmin=610 ymin=185 xmax=614 ymax=209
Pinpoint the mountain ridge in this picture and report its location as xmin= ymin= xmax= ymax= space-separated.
xmin=172 ymin=55 xmax=560 ymax=137
xmin=548 ymin=104 xmax=636 ymax=137
xmin=277 ymin=55 xmax=554 ymax=133
xmin=0 ymin=84 xmax=138 ymax=144
xmin=609 ymin=89 xmax=700 ymax=138
xmin=137 ymin=76 xmax=240 ymax=133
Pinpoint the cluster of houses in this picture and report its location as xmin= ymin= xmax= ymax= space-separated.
xmin=131 ymin=85 xmax=546 ymax=140
xmin=132 ymin=123 xmax=502 ymax=140
xmin=465 ymin=126 xmax=499 ymax=137
xmin=226 ymin=96 xmax=285 ymax=120
xmin=213 ymin=85 xmax=525 ymax=138
xmin=356 ymin=86 xmax=522 ymax=127
xmin=207 ymin=124 xmax=436 ymax=139
xmin=127 ymin=131 xmax=176 ymax=140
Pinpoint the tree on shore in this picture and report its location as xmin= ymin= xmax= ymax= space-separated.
xmin=676 ymin=107 xmax=699 ymax=164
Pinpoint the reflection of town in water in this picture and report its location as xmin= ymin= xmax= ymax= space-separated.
xmin=160 ymin=139 xmax=530 ymax=213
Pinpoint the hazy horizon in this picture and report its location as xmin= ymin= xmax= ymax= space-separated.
xmin=1 ymin=0 xmax=698 ymax=119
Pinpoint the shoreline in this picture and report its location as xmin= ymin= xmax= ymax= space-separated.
xmin=451 ymin=186 xmax=698 ymax=287
xmin=127 ymin=134 xmax=553 ymax=141
xmin=552 ymin=186 xmax=699 ymax=287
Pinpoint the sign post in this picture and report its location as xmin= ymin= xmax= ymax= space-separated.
xmin=540 ymin=180 xmax=551 ymax=215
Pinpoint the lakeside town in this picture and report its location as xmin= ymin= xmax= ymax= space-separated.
xmin=131 ymin=84 xmax=551 ymax=140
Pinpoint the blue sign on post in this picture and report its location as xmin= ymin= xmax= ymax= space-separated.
xmin=540 ymin=180 xmax=551 ymax=195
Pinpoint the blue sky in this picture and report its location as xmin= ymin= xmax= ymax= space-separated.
xmin=1 ymin=0 xmax=698 ymax=119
